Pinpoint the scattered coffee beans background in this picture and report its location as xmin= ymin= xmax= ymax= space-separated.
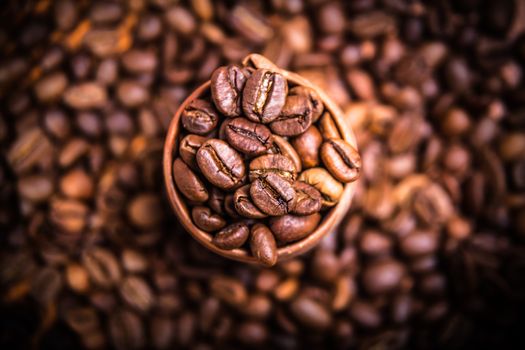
xmin=1 ymin=0 xmax=525 ymax=349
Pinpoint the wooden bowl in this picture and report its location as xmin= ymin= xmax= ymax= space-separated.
xmin=163 ymin=54 xmax=358 ymax=265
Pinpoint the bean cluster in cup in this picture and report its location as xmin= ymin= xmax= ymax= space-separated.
xmin=172 ymin=64 xmax=361 ymax=266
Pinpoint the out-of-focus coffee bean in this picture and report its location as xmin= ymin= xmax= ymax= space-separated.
xmin=237 ymin=321 xmax=268 ymax=345
xmin=349 ymin=301 xmax=382 ymax=328
xmin=7 ymin=128 xmax=53 ymax=175
xmin=210 ymin=276 xmax=247 ymax=307
xmin=290 ymin=296 xmax=332 ymax=330
xmin=31 ymin=267 xmax=62 ymax=304
xmin=63 ymin=83 xmax=107 ymax=109
xmin=44 ymin=108 xmax=71 ymax=140
xmin=400 ymin=230 xmax=439 ymax=257
xmin=66 ymin=263 xmax=90 ymax=293
xmin=109 ymin=310 xmax=144 ymax=350
xmin=117 ymin=81 xmax=149 ymax=108
xmin=165 ymin=6 xmax=197 ymax=35
xmin=17 ymin=175 xmax=54 ymax=203
xmin=127 ymin=193 xmax=163 ymax=229
xmin=50 ymin=197 xmax=88 ymax=233
xmin=60 ymin=169 xmax=94 ymax=200
xmin=82 ymin=247 xmax=121 ymax=288
xmin=119 ymin=276 xmax=154 ymax=313
xmin=362 ymin=259 xmax=405 ymax=295
xmin=34 ymin=72 xmax=68 ymax=102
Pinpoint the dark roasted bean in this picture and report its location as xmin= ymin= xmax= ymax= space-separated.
xmin=269 ymin=213 xmax=321 ymax=243
xmin=181 ymin=99 xmax=219 ymax=135
xmin=224 ymin=117 xmax=272 ymax=156
xmin=211 ymin=65 xmax=249 ymax=117
xmin=291 ymin=125 xmax=323 ymax=169
xmin=270 ymin=95 xmax=313 ymax=136
xmin=250 ymin=224 xmax=278 ymax=266
xmin=242 ymin=69 xmax=287 ymax=123
xmin=212 ymin=222 xmax=249 ymax=250
xmin=192 ymin=206 xmax=226 ymax=232
xmin=233 ymin=185 xmax=267 ymax=219
xmin=321 ymin=138 xmax=361 ymax=183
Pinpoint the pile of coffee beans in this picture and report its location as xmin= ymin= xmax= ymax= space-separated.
xmin=1 ymin=0 xmax=525 ymax=349
xmin=172 ymin=64 xmax=360 ymax=265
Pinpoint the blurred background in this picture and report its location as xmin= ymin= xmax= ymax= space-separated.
xmin=1 ymin=0 xmax=525 ymax=349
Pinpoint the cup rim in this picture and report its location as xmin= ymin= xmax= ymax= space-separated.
xmin=163 ymin=64 xmax=358 ymax=265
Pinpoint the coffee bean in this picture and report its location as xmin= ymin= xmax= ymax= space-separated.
xmin=109 ymin=310 xmax=144 ymax=350
xmin=250 ymin=173 xmax=297 ymax=216
xmin=249 ymin=154 xmax=296 ymax=182
xmin=31 ymin=267 xmax=62 ymax=304
xmin=289 ymin=86 xmax=324 ymax=122
xmin=192 ymin=206 xmax=226 ymax=232
xmin=50 ymin=197 xmax=88 ymax=233
xmin=349 ymin=301 xmax=382 ymax=328
xmin=318 ymin=112 xmax=341 ymax=139
xmin=181 ymin=99 xmax=219 ymax=135
xmin=208 ymin=187 xmax=225 ymax=215
xmin=268 ymin=135 xmax=302 ymax=173
xmin=127 ymin=193 xmax=163 ymax=229
xmin=291 ymin=182 xmax=322 ymax=215
xmin=34 ymin=72 xmax=68 ymax=102
xmin=224 ymin=117 xmax=272 ymax=156
xmin=362 ymin=259 xmax=405 ymax=295
xmin=290 ymin=296 xmax=332 ymax=330
xmin=119 ymin=276 xmax=154 ymax=313
xmin=212 ymin=222 xmax=249 ymax=249
xmin=400 ymin=230 xmax=439 ymax=257
xmin=82 ymin=247 xmax=121 ymax=288
xmin=66 ymin=264 xmax=90 ymax=293
xmin=233 ymin=185 xmax=267 ymax=219
xmin=196 ymin=139 xmax=246 ymax=190
xmin=7 ymin=128 xmax=53 ymax=175
xmin=173 ymin=158 xmax=209 ymax=203
xmin=63 ymin=82 xmax=107 ymax=109
xmin=242 ymin=69 xmax=287 ymax=123
xmin=60 ymin=168 xmax=94 ymax=199
xmin=180 ymin=134 xmax=207 ymax=170
xmin=237 ymin=321 xmax=268 ymax=345
xmin=298 ymin=168 xmax=343 ymax=207
xmin=117 ymin=81 xmax=149 ymax=108
xmin=270 ymin=95 xmax=313 ymax=136
xmin=210 ymin=276 xmax=248 ymax=307
xmin=211 ymin=65 xmax=249 ymax=117
xmin=121 ymin=49 xmax=158 ymax=73
xmin=321 ymin=138 xmax=361 ymax=183
xmin=291 ymin=125 xmax=323 ymax=169
xmin=17 ymin=175 xmax=54 ymax=203
xmin=269 ymin=213 xmax=321 ymax=243
xmin=224 ymin=194 xmax=241 ymax=219
xmin=250 ymin=224 xmax=278 ymax=266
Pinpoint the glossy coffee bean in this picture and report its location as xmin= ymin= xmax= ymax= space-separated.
xmin=179 ymin=134 xmax=207 ymax=170
xmin=191 ymin=206 xmax=226 ymax=232
xmin=173 ymin=158 xmax=209 ymax=203
xmin=211 ymin=65 xmax=249 ymax=117
xmin=212 ymin=222 xmax=250 ymax=250
xmin=181 ymin=99 xmax=219 ymax=135
xmin=318 ymin=112 xmax=341 ymax=139
xmin=242 ymin=69 xmax=287 ymax=123
xmin=291 ymin=182 xmax=322 ymax=215
xmin=224 ymin=117 xmax=272 ymax=156
xmin=249 ymin=154 xmax=296 ymax=182
xmin=291 ymin=125 xmax=323 ymax=169
xmin=321 ymin=138 xmax=361 ymax=183
xmin=269 ymin=213 xmax=321 ymax=243
xmin=289 ymin=86 xmax=324 ymax=122
xmin=224 ymin=194 xmax=241 ymax=218
xmin=250 ymin=173 xmax=297 ymax=216
xmin=298 ymin=168 xmax=343 ymax=207
xmin=270 ymin=95 xmax=313 ymax=137
xmin=268 ymin=135 xmax=302 ymax=173
xmin=196 ymin=139 xmax=245 ymax=190
xmin=233 ymin=185 xmax=267 ymax=219
xmin=208 ymin=187 xmax=225 ymax=215
xmin=250 ymin=224 xmax=278 ymax=266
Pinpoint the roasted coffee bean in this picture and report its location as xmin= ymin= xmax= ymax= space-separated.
xmin=180 ymin=134 xmax=207 ymax=170
xmin=208 ymin=187 xmax=226 ymax=215
xmin=268 ymin=135 xmax=302 ymax=173
xmin=250 ymin=173 xmax=297 ymax=216
xmin=181 ymin=99 xmax=219 ymax=135
xmin=242 ymin=69 xmax=287 ymax=123
xmin=318 ymin=112 xmax=341 ymax=139
xmin=173 ymin=158 xmax=209 ymax=203
xmin=210 ymin=276 xmax=247 ymax=307
xmin=291 ymin=182 xmax=322 ymax=215
xmin=291 ymin=125 xmax=323 ymax=169
xmin=224 ymin=117 xmax=272 ymax=156
xmin=289 ymin=86 xmax=324 ymax=122
xmin=18 ymin=175 xmax=54 ymax=203
xmin=350 ymin=301 xmax=382 ymax=328
xmin=63 ymin=82 xmax=107 ymax=109
xmin=31 ymin=267 xmax=63 ymax=304
xmin=119 ymin=276 xmax=154 ymax=313
xmin=82 ymin=247 xmax=121 ymax=288
xmin=270 ymin=95 xmax=313 ymax=136
xmin=211 ymin=65 xmax=249 ymax=117
xmin=34 ymin=72 xmax=68 ymax=103
xmin=321 ymin=138 xmax=361 ymax=183
xmin=212 ymin=222 xmax=249 ymax=250
xmin=127 ymin=193 xmax=163 ymax=229
xmin=60 ymin=168 xmax=94 ymax=199
xmin=362 ymin=259 xmax=405 ymax=295
xmin=109 ymin=310 xmax=144 ymax=350
xmin=269 ymin=213 xmax=321 ymax=243
xmin=66 ymin=264 xmax=90 ymax=293
xmin=250 ymin=224 xmax=278 ymax=266
xmin=298 ymin=168 xmax=343 ymax=207
xmin=192 ymin=206 xmax=226 ymax=232
xmin=290 ymin=296 xmax=332 ymax=330
xmin=249 ymin=154 xmax=296 ymax=182
xmin=224 ymin=194 xmax=241 ymax=219
xmin=50 ymin=197 xmax=89 ymax=233
xmin=196 ymin=139 xmax=246 ymax=190
xmin=400 ymin=230 xmax=439 ymax=257
xmin=233 ymin=185 xmax=267 ymax=219
xmin=117 ymin=81 xmax=149 ymax=108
